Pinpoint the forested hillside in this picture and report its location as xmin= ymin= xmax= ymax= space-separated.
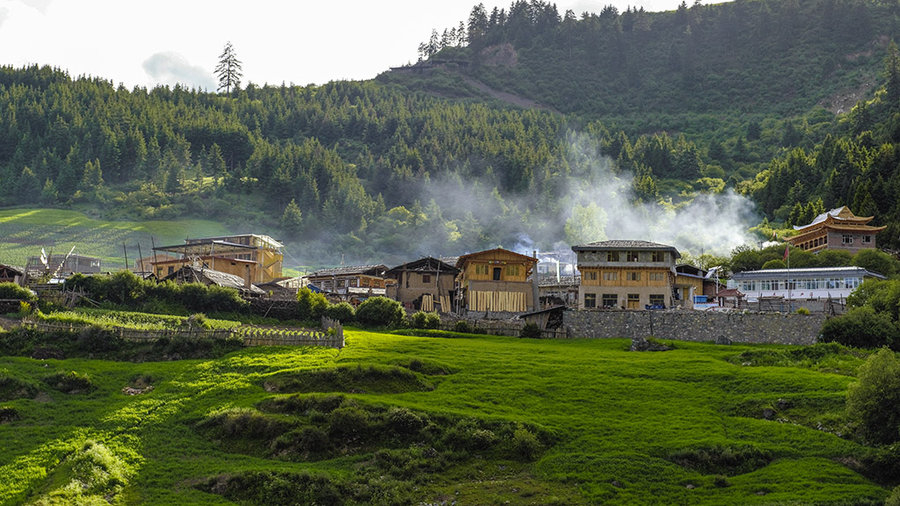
xmin=3 ymin=0 xmax=900 ymax=265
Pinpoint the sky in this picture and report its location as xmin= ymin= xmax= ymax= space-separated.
xmin=0 ymin=0 xmax=723 ymax=90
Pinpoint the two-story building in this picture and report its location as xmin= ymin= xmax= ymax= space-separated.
xmin=456 ymin=248 xmax=538 ymax=313
xmin=572 ymin=240 xmax=680 ymax=310
xmin=384 ymin=257 xmax=459 ymax=312
xmin=151 ymin=234 xmax=284 ymax=284
xmin=305 ymin=265 xmax=390 ymax=298
xmin=785 ymin=206 xmax=885 ymax=254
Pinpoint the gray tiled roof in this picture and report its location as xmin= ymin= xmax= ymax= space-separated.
xmin=308 ymin=264 xmax=387 ymax=277
xmin=572 ymin=240 xmax=679 ymax=251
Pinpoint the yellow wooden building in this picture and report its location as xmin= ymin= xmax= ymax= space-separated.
xmin=456 ymin=248 xmax=538 ymax=313
xmin=572 ymin=240 xmax=680 ymax=310
xmin=785 ymin=206 xmax=885 ymax=254
xmin=151 ymin=234 xmax=284 ymax=284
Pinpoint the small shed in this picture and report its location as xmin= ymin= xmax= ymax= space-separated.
xmin=518 ymin=305 xmax=567 ymax=331
xmin=0 ymin=264 xmax=26 ymax=285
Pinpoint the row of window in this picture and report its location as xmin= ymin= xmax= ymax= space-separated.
xmin=583 ymin=293 xmax=665 ymax=308
xmin=737 ymin=277 xmax=862 ymax=292
xmin=474 ymin=264 xmax=522 ymax=277
xmin=585 ymin=271 xmax=667 ymax=282
xmin=600 ymin=251 xmax=668 ymax=262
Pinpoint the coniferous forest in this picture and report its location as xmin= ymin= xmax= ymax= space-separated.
xmin=3 ymin=0 xmax=900 ymax=264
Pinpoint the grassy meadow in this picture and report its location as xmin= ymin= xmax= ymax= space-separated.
xmin=0 ymin=208 xmax=230 ymax=270
xmin=0 ymin=329 xmax=890 ymax=505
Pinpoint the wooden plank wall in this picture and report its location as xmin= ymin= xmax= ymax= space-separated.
xmin=467 ymin=290 xmax=526 ymax=312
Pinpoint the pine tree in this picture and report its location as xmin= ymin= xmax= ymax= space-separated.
xmin=215 ymin=41 xmax=243 ymax=94
xmin=280 ymin=199 xmax=303 ymax=236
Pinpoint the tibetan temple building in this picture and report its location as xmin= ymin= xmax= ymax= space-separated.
xmin=785 ymin=206 xmax=885 ymax=254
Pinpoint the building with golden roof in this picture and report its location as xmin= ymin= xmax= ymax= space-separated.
xmin=785 ymin=206 xmax=885 ymax=254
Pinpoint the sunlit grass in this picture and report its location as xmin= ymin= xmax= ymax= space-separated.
xmin=0 ymin=330 xmax=890 ymax=504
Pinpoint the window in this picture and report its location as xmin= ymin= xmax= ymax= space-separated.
xmin=649 ymin=294 xmax=665 ymax=307
xmin=651 ymin=251 xmax=665 ymax=262
xmin=627 ymin=252 xmax=640 ymax=262
xmin=602 ymin=294 xmax=618 ymax=308
xmin=842 ymin=234 xmax=853 ymax=245
xmin=422 ymin=274 xmax=431 ymax=283
xmin=603 ymin=272 xmax=618 ymax=281
xmin=505 ymin=264 xmax=520 ymax=277
xmin=863 ymin=235 xmax=872 ymax=244
xmin=167 ymin=266 xmax=174 ymax=275
xmin=606 ymin=252 xmax=620 ymax=262
xmin=627 ymin=271 xmax=641 ymax=281
xmin=584 ymin=293 xmax=597 ymax=308
xmin=649 ymin=272 xmax=665 ymax=282
xmin=585 ymin=271 xmax=598 ymax=281
xmin=475 ymin=264 xmax=489 ymax=276
xmin=493 ymin=267 xmax=502 ymax=281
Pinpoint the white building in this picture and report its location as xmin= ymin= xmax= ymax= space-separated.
xmin=728 ymin=266 xmax=885 ymax=302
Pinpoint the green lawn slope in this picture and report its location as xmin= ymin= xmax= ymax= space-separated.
xmin=0 ymin=330 xmax=889 ymax=504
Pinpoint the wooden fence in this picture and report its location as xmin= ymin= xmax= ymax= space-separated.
xmin=20 ymin=316 xmax=344 ymax=349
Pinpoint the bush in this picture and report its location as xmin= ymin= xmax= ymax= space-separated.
xmin=297 ymin=287 xmax=328 ymax=321
xmin=355 ymin=297 xmax=405 ymax=328
xmin=821 ymin=306 xmax=900 ymax=349
xmin=0 ymin=282 xmax=36 ymax=302
xmin=520 ymin=322 xmax=542 ymax=339
xmin=511 ymin=425 xmax=541 ymax=460
xmin=323 ymin=302 xmax=354 ymax=323
xmin=846 ymin=348 xmax=900 ymax=445
xmin=795 ymin=307 xmax=810 ymax=315
xmin=887 ymin=485 xmax=900 ymax=506
xmin=0 ymin=373 xmax=39 ymax=401
xmin=454 ymin=320 xmax=472 ymax=333
xmin=43 ymin=370 xmax=95 ymax=394
xmin=387 ymin=407 xmax=426 ymax=435
xmin=423 ymin=312 xmax=441 ymax=329
xmin=328 ymin=406 xmax=370 ymax=440
xmin=182 ymin=313 xmax=211 ymax=329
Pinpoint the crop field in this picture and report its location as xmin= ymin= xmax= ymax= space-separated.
xmin=0 ymin=329 xmax=891 ymax=505
xmin=0 ymin=208 xmax=230 ymax=270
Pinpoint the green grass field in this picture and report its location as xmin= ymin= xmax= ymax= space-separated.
xmin=0 ymin=329 xmax=891 ymax=504
xmin=0 ymin=208 xmax=231 ymax=271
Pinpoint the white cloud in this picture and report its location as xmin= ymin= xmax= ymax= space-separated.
xmin=142 ymin=52 xmax=215 ymax=90
xmin=18 ymin=0 xmax=51 ymax=13
xmin=0 ymin=7 xmax=9 ymax=27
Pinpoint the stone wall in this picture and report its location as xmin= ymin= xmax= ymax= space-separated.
xmin=563 ymin=310 xmax=826 ymax=346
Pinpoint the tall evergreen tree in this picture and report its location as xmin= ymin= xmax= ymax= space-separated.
xmin=215 ymin=41 xmax=243 ymax=94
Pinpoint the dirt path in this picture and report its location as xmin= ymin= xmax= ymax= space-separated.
xmin=462 ymin=77 xmax=560 ymax=114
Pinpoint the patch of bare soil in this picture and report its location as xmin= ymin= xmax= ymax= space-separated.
xmin=462 ymin=77 xmax=560 ymax=114
xmin=819 ymin=77 xmax=877 ymax=114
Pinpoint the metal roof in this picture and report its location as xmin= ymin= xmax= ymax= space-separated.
xmin=307 ymin=265 xmax=387 ymax=278
xmin=731 ymin=266 xmax=886 ymax=280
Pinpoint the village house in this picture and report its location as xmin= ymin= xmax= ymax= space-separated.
xmin=456 ymin=248 xmax=538 ymax=313
xmin=384 ymin=257 xmax=459 ymax=312
xmin=151 ymin=234 xmax=284 ymax=285
xmin=304 ymin=265 xmax=390 ymax=299
xmin=785 ymin=206 xmax=885 ymax=254
xmin=572 ymin=240 xmax=680 ymax=310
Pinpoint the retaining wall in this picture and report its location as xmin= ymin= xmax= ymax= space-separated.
xmin=563 ymin=310 xmax=826 ymax=345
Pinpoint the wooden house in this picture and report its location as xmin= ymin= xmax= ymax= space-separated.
xmin=305 ymin=265 xmax=390 ymax=298
xmin=384 ymin=257 xmax=459 ymax=312
xmin=456 ymin=248 xmax=538 ymax=313
xmin=674 ymin=264 xmax=723 ymax=309
xmin=152 ymin=234 xmax=284 ymax=284
xmin=572 ymin=240 xmax=680 ymax=310
xmin=785 ymin=206 xmax=885 ymax=254
xmin=25 ymin=254 xmax=101 ymax=276
xmin=0 ymin=264 xmax=26 ymax=285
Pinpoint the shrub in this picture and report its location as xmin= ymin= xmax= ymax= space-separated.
xmin=297 ymin=287 xmax=328 ymax=321
xmin=887 ymin=485 xmax=900 ymax=506
xmin=0 ymin=373 xmax=39 ymax=401
xmin=182 ymin=313 xmax=211 ymax=329
xmin=355 ymin=297 xmax=404 ymax=328
xmin=423 ymin=312 xmax=441 ymax=329
xmin=296 ymin=426 xmax=331 ymax=453
xmin=512 ymin=425 xmax=541 ymax=460
xmin=0 ymin=407 xmax=20 ymax=423
xmin=795 ymin=307 xmax=810 ymax=315
xmin=200 ymin=408 xmax=291 ymax=440
xmin=387 ymin=407 xmax=426 ymax=435
xmin=520 ymin=322 xmax=542 ymax=339
xmin=667 ymin=444 xmax=772 ymax=475
xmin=821 ymin=306 xmax=899 ymax=349
xmin=409 ymin=311 xmax=428 ymax=329
xmin=328 ymin=406 xmax=370 ymax=440
xmin=846 ymin=348 xmax=900 ymax=445
xmin=43 ymin=370 xmax=95 ymax=394
xmin=454 ymin=320 xmax=472 ymax=333
xmin=0 ymin=282 xmax=36 ymax=302
xmin=323 ymin=302 xmax=354 ymax=323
